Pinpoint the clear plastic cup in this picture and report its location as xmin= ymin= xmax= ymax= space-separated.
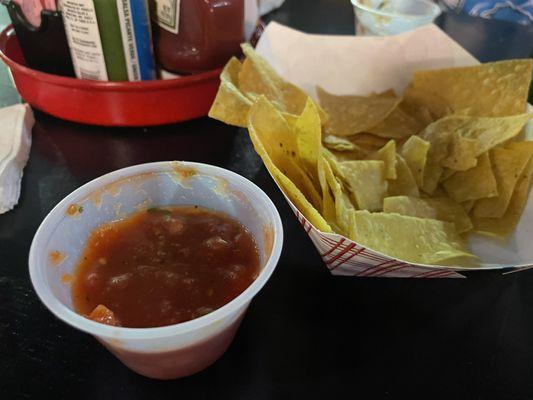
xmin=351 ymin=0 xmax=441 ymax=36
xmin=29 ymin=161 xmax=283 ymax=379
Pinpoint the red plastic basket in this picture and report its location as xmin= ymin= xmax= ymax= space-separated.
xmin=0 ymin=25 xmax=222 ymax=127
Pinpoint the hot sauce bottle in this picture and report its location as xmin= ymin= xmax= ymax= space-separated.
xmin=150 ymin=0 xmax=245 ymax=74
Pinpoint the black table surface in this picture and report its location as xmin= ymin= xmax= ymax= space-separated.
xmin=2 ymin=1 xmax=533 ymax=398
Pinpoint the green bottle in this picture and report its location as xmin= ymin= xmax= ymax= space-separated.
xmin=93 ymin=0 xmax=129 ymax=81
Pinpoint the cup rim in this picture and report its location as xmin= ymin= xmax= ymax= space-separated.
xmin=28 ymin=161 xmax=284 ymax=340
xmin=351 ymin=0 xmax=441 ymax=20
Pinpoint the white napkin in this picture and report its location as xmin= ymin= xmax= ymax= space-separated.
xmin=0 ymin=104 xmax=34 ymax=214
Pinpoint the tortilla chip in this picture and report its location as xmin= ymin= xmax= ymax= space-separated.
xmin=403 ymin=87 xmax=451 ymax=120
xmin=328 ymin=148 xmax=370 ymax=162
xmin=473 ymin=147 xmax=532 ymax=218
xmin=367 ymin=105 xmax=423 ymax=139
xmin=419 ymin=121 xmax=455 ymax=194
xmin=247 ymin=97 xmax=322 ymax=209
xmin=367 ymin=140 xmax=397 ymax=179
xmin=317 ymin=86 xmax=400 ymax=136
xmin=452 ymin=114 xmax=531 ymax=154
xmin=317 ymin=155 xmax=338 ymax=230
xmin=208 ymin=57 xmax=253 ymax=127
xmin=398 ymin=100 xmax=434 ymax=127
xmin=404 ymin=59 xmax=533 ymax=118
xmin=293 ymin=98 xmax=322 ymax=185
xmin=388 ymin=154 xmax=420 ymax=197
xmin=338 ymin=160 xmax=387 ymax=211
xmin=473 ymin=156 xmax=533 ymax=239
xmin=322 ymin=148 xmax=344 ymax=177
xmin=248 ymin=107 xmax=331 ymax=233
xmin=238 ymin=44 xmax=308 ymax=114
xmin=400 ymin=135 xmax=430 ymax=187
xmin=323 ymin=135 xmax=356 ymax=151
xmin=430 ymin=186 xmax=448 ymax=198
xmin=462 ymin=200 xmax=475 ymax=213
xmin=349 ymin=210 xmax=476 ymax=265
xmin=383 ymin=196 xmax=473 ymax=233
xmin=281 ymin=112 xmax=299 ymax=126
xmin=323 ymin=157 xmax=355 ymax=234
xmin=440 ymin=168 xmax=457 ymax=182
xmin=443 ymin=153 xmax=498 ymax=203
xmin=350 ymin=133 xmax=389 ymax=152
xmin=506 ymin=141 xmax=533 ymax=153
xmin=441 ymin=133 xmax=480 ymax=171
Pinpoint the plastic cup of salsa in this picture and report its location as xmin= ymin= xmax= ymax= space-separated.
xmin=29 ymin=161 xmax=283 ymax=379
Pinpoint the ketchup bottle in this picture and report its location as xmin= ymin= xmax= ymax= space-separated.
xmin=151 ymin=0 xmax=245 ymax=75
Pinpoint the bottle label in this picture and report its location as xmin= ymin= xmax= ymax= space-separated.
xmin=60 ymin=0 xmax=109 ymax=81
xmin=152 ymin=0 xmax=180 ymax=34
xmin=116 ymin=0 xmax=141 ymax=81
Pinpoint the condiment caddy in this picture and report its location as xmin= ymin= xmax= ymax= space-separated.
xmin=0 ymin=0 xmax=263 ymax=126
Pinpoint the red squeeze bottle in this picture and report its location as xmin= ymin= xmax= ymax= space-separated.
xmin=151 ymin=0 xmax=245 ymax=74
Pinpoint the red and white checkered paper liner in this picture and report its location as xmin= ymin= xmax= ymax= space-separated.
xmin=283 ymin=198 xmax=533 ymax=279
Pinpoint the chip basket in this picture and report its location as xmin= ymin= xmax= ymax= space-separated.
xmin=282 ymin=194 xmax=533 ymax=279
xmin=251 ymin=22 xmax=533 ymax=279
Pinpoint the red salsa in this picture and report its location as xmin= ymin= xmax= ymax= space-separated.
xmin=72 ymin=206 xmax=260 ymax=328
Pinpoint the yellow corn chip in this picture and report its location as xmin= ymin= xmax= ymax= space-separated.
xmin=421 ymin=114 xmax=531 ymax=192
xmin=293 ymin=98 xmax=322 ymax=185
xmin=440 ymin=168 xmax=457 ymax=182
xmin=443 ymin=153 xmax=498 ymax=203
xmin=281 ymin=112 xmax=298 ymax=126
xmin=239 ymin=44 xmax=309 ymax=115
xmin=506 ymin=141 xmax=533 ymax=153
xmin=350 ymin=210 xmax=476 ymax=265
xmin=368 ymin=140 xmax=397 ymax=179
xmin=323 ymin=135 xmax=356 ymax=151
xmin=442 ymin=133 xmax=480 ymax=171
xmin=317 ymin=86 xmax=400 ymax=136
xmin=388 ymin=154 xmax=420 ymax=198
xmin=318 ymin=155 xmax=339 ymax=230
xmin=350 ymin=133 xmax=390 ymax=151
xmin=473 ymin=156 xmax=533 ymax=239
xmin=383 ymin=195 xmax=473 ymax=233
xmin=403 ymin=87 xmax=451 ymax=120
xmin=248 ymin=104 xmax=331 ymax=233
xmin=400 ymin=135 xmax=430 ymax=187
xmin=474 ymin=147 xmax=532 ymax=218
xmin=328 ymin=148 xmax=371 ymax=162
xmin=367 ymin=105 xmax=423 ymax=139
xmin=398 ymin=100 xmax=434 ymax=127
xmin=404 ymin=59 xmax=533 ymax=118
xmin=338 ymin=160 xmax=387 ymax=211
xmin=208 ymin=57 xmax=253 ymax=127
xmin=462 ymin=200 xmax=475 ymax=213
xmin=451 ymin=114 xmax=531 ymax=155
xmin=420 ymin=121 xmax=455 ymax=194
xmin=247 ymin=97 xmax=322 ymax=209
xmin=323 ymin=157 xmax=355 ymax=234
